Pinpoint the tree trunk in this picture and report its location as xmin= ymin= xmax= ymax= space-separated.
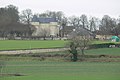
xmin=73 ymin=53 xmax=78 ymax=62
xmin=81 ymin=49 xmax=84 ymax=56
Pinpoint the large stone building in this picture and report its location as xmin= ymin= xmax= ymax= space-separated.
xmin=31 ymin=17 xmax=59 ymax=37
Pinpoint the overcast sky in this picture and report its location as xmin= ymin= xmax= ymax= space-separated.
xmin=0 ymin=0 xmax=120 ymax=18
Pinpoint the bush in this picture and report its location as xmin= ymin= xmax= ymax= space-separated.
xmin=0 ymin=60 xmax=5 ymax=73
xmin=89 ymin=43 xmax=120 ymax=49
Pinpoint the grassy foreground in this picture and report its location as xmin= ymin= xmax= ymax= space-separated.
xmin=0 ymin=48 xmax=120 ymax=80
xmin=1 ymin=61 xmax=120 ymax=80
xmin=0 ymin=40 xmax=66 ymax=50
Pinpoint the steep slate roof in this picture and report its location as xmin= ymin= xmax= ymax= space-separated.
xmin=32 ymin=17 xmax=57 ymax=23
xmin=63 ymin=26 xmax=74 ymax=35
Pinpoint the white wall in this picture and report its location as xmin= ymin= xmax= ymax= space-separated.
xmin=31 ymin=22 xmax=59 ymax=36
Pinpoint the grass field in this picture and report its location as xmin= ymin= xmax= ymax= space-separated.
xmin=85 ymin=48 xmax=120 ymax=55
xmin=0 ymin=40 xmax=120 ymax=80
xmin=0 ymin=40 xmax=120 ymax=50
xmin=0 ymin=40 xmax=67 ymax=50
xmin=1 ymin=61 xmax=120 ymax=80
xmin=0 ymin=47 xmax=120 ymax=80
xmin=91 ymin=40 xmax=120 ymax=44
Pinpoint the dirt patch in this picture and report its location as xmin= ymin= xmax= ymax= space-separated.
xmin=0 ymin=73 xmax=26 ymax=76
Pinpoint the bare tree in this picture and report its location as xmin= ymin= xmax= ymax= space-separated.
xmin=89 ymin=17 xmax=98 ymax=31
xmin=68 ymin=35 xmax=91 ymax=61
xmin=39 ymin=10 xmax=64 ymax=24
xmin=68 ymin=27 xmax=92 ymax=61
xmin=20 ymin=9 xmax=33 ymax=37
xmin=99 ymin=15 xmax=117 ymax=36
xmin=112 ymin=17 xmax=120 ymax=36
xmin=60 ymin=17 xmax=68 ymax=37
xmin=80 ymin=14 xmax=88 ymax=29
xmin=37 ymin=28 xmax=50 ymax=40
xmin=20 ymin=9 xmax=33 ymax=25
xmin=68 ymin=16 xmax=81 ymax=27
xmin=74 ymin=36 xmax=90 ymax=56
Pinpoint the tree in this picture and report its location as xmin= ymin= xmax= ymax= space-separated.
xmin=68 ymin=35 xmax=90 ymax=61
xmin=68 ymin=27 xmax=91 ymax=61
xmin=0 ymin=5 xmax=19 ymax=25
xmin=99 ymin=15 xmax=117 ymax=36
xmin=89 ymin=17 xmax=97 ymax=31
xmin=112 ymin=17 xmax=120 ymax=36
xmin=37 ymin=27 xmax=50 ymax=40
xmin=69 ymin=41 xmax=78 ymax=61
xmin=6 ymin=5 xmax=19 ymax=23
xmin=74 ymin=36 xmax=90 ymax=56
xmin=20 ymin=9 xmax=33 ymax=37
xmin=39 ymin=10 xmax=65 ymax=24
xmin=0 ymin=5 xmax=19 ymax=38
xmin=68 ymin=16 xmax=80 ymax=27
xmin=20 ymin=9 xmax=33 ymax=25
xmin=60 ymin=16 xmax=68 ymax=37
xmin=0 ymin=5 xmax=19 ymax=24
xmin=80 ymin=14 xmax=88 ymax=29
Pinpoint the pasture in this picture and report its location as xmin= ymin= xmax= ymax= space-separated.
xmin=0 ymin=40 xmax=66 ymax=50
xmin=0 ymin=40 xmax=120 ymax=51
xmin=0 ymin=48 xmax=120 ymax=80
xmin=1 ymin=61 xmax=120 ymax=80
xmin=85 ymin=48 xmax=120 ymax=55
xmin=0 ymin=40 xmax=120 ymax=80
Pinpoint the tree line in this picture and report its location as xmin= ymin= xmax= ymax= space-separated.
xmin=0 ymin=5 xmax=120 ymax=39
xmin=0 ymin=5 xmax=35 ymax=39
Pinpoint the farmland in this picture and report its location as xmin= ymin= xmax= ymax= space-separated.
xmin=0 ymin=40 xmax=120 ymax=51
xmin=1 ymin=61 xmax=120 ymax=80
xmin=0 ymin=40 xmax=67 ymax=50
xmin=0 ymin=40 xmax=120 ymax=80
xmin=0 ymin=48 xmax=120 ymax=80
xmin=85 ymin=48 xmax=120 ymax=55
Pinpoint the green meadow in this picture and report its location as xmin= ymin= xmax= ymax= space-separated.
xmin=0 ymin=40 xmax=67 ymax=50
xmin=0 ymin=40 xmax=119 ymax=50
xmin=1 ymin=61 xmax=120 ymax=80
xmin=85 ymin=48 xmax=120 ymax=55
xmin=0 ymin=48 xmax=120 ymax=80
xmin=0 ymin=40 xmax=120 ymax=80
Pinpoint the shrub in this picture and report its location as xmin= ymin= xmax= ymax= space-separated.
xmin=89 ymin=43 xmax=120 ymax=49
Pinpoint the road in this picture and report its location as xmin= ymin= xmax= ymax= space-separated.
xmin=0 ymin=48 xmax=69 ymax=54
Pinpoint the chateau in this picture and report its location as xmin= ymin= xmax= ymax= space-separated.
xmin=31 ymin=17 xmax=59 ymax=37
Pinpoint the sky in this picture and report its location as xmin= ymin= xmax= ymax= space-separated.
xmin=0 ymin=0 xmax=120 ymax=18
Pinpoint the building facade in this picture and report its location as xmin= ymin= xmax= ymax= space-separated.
xmin=31 ymin=17 xmax=59 ymax=37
